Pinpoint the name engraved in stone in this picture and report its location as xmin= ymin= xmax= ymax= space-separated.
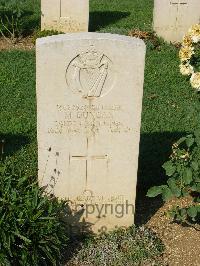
xmin=48 ymin=104 xmax=132 ymax=135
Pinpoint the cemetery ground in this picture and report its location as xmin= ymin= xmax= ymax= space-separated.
xmin=0 ymin=0 xmax=200 ymax=265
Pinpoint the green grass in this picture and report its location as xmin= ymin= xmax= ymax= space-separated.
xmin=90 ymin=0 xmax=153 ymax=33
xmin=0 ymin=0 xmax=153 ymax=36
xmin=0 ymin=0 xmax=197 ymax=189
xmin=140 ymin=43 xmax=197 ymax=188
xmin=0 ymin=50 xmax=37 ymax=176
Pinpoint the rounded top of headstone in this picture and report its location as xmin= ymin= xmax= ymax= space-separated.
xmin=36 ymin=32 xmax=146 ymax=48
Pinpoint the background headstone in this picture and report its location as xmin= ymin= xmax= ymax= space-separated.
xmin=36 ymin=33 xmax=146 ymax=233
xmin=41 ymin=0 xmax=89 ymax=33
xmin=153 ymin=0 xmax=200 ymax=43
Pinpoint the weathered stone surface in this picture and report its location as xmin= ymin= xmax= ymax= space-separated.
xmin=41 ymin=0 xmax=89 ymax=33
xmin=36 ymin=33 xmax=146 ymax=233
xmin=153 ymin=0 xmax=200 ymax=43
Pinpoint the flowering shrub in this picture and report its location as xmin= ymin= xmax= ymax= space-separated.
xmin=179 ymin=24 xmax=200 ymax=90
xmin=147 ymin=133 xmax=200 ymax=224
xmin=147 ymin=25 xmax=200 ymax=226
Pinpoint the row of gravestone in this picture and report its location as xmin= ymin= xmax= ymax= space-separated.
xmin=36 ymin=0 xmax=200 ymax=234
xmin=41 ymin=0 xmax=200 ymax=43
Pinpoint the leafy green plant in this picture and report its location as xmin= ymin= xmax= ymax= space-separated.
xmin=0 ymin=161 xmax=70 ymax=265
xmin=147 ymin=127 xmax=200 ymax=226
xmin=32 ymin=30 xmax=63 ymax=44
xmin=0 ymin=0 xmax=40 ymax=42
xmin=0 ymin=0 xmax=25 ymax=41
xmin=147 ymin=23 xmax=200 ymax=227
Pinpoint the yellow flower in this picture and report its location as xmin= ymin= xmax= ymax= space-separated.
xmin=182 ymin=34 xmax=192 ymax=47
xmin=179 ymin=63 xmax=194 ymax=76
xmin=188 ymin=24 xmax=200 ymax=43
xmin=190 ymin=72 xmax=200 ymax=90
xmin=188 ymin=24 xmax=200 ymax=36
xmin=179 ymin=46 xmax=194 ymax=61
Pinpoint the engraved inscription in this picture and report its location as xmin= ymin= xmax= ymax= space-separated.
xmin=70 ymin=193 xmax=126 ymax=205
xmin=66 ymin=45 xmax=114 ymax=99
xmin=48 ymin=104 xmax=132 ymax=135
xmin=170 ymin=0 xmax=187 ymax=5
xmin=43 ymin=19 xmax=86 ymax=32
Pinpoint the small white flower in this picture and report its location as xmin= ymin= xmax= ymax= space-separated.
xmin=191 ymin=35 xmax=200 ymax=43
xmin=179 ymin=63 xmax=194 ymax=76
xmin=190 ymin=72 xmax=200 ymax=91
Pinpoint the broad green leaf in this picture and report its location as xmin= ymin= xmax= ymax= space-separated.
xmin=196 ymin=183 xmax=200 ymax=192
xmin=162 ymin=161 xmax=176 ymax=176
xmin=146 ymin=186 xmax=164 ymax=198
xmin=167 ymin=178 xmax=176 ymax=187
xmin=182 ymin=189 xmax=189 ymax=197
xmin=191 ymin=161 xmax=199 ymax=171
xmin=171 ymin=186 xmax=181 ymax=197
xmin=194 ymin=129 xmax=200 ymax=138
xmin=162 ymin=187 xmax=173 ymax=201
xmin=187 ymin=206 xmax=198 ymax=218
xmin=190 ymin=184 xmax=197 ymax=191
xmin=176 ymin=164 xmax=182 ymax=173
xmin=180 ymin=208 xmax=187 ymax=218
xmin=194 ymin=197 xmax=200 ymax=203
xmin=167 ymin=178 xmax=181 ymax=197
xmin=168 ymin=210 xmax=176 ymax=219
xmin=183 ymin=168 xmax=193 ymax=185
xmin=195 ymin=137 xmax=200 ymax=146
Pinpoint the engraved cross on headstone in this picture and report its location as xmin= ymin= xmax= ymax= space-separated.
xmin=170 ymin=0 xmax=188 ymax=28
xmin=60 ymin=0 xmax=63 ymax=18
xmin=170 ymin=0 xmax=188 ymax=10
xmin=69 ymin=138 xmax=108 ymax=190
xmin=60 ymin=0 xmax=67 ymax=18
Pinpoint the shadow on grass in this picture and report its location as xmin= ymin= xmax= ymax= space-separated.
xmin=22 ymin=14 xmax=40 ymax=35
xmin=89 ymin=11 xmax=130 ymax=32
xmin=0 ymin=133 xmax=30 ymax=158
xmin=0 ymin=131 xmax=188 ymax=235
xmin=135 ymin=131 xmax=187 ymax=225
xmin=60 ymin=204 xmax=95 ymax=264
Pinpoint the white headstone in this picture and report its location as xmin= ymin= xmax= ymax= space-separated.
xmin=36 ymin=33 xmax=146 ymax=233
xmin=41 ymin=0 xmax=89 ymax=33
xmin=153 ymin=0 xmax=200 ymax=43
